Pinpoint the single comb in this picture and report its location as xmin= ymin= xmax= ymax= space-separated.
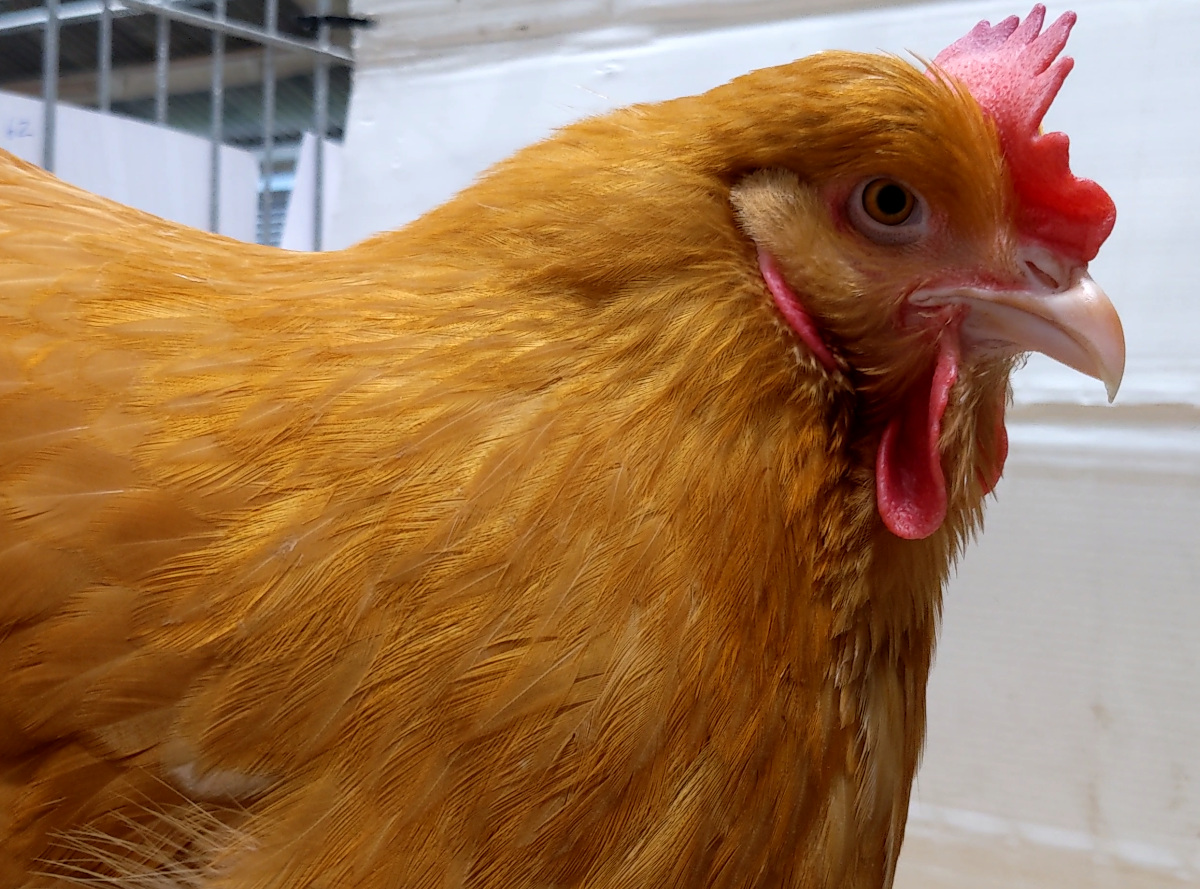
xmin=931 ymin=4 xmax=1115 ymax=263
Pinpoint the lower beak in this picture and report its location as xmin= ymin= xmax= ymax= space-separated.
xmin=912 ymin=249 xmax=1126 ymax=401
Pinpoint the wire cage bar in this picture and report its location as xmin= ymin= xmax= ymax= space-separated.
xmin=209 ymin=0 xmax=226 ymax=234
xmin=40 ymin=0 xmax=59 ymax=171
xmin=15 ymin=0 xmax=351 ymax=248
xmin=97 ymin=0 xmax=112 ymax=111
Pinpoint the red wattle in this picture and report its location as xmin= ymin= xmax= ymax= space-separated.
xmin=876 ymin=336 xmax=960 ymax=540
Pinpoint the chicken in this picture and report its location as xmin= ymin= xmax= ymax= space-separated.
xmin=0 ymin=5 xmax=1122 ymax=888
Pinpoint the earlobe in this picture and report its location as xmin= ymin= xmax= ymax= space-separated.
xmin=730 ymin=168 xmax=808 ymax=245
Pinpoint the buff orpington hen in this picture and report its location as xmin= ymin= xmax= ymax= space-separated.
xmin=0 ymin=5 xmax=1123 ymax=888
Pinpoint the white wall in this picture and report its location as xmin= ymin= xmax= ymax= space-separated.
xmin=903 ymin=439 xmax=1200 ymax=888
xmin=0 ymin=90 xmax=259 ymax=243
xmin=335 ymin=1 xmax=1200 ymax=885
xmin=280 ymin=133 xmax=342 ymax=252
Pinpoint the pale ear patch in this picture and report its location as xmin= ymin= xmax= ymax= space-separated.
xmin=730 ymin=169 xmax=812 ymax=250
xmin=730 ymin=169 xmax=846 ymax=373
xmin=729 ymin=168 xmax=854 ymax=286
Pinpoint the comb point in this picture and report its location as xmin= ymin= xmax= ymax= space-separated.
xmin=929 ymin=6 xmax=1114 ymax=262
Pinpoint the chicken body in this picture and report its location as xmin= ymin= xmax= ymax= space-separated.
xmin=0 ymin=8 xmax=1120 ymax=888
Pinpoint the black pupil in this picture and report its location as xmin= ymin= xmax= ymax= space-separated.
xmin=875 ymin=184 xmax=909 ymax=217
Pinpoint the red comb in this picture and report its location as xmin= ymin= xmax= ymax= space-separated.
xmin=931 ymin=4 xmax=1115 ymax=262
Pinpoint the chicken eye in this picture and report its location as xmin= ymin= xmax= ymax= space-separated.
xmin=862 ymin=179 xmax=914 ymax=225
xmin=847 ymin=177 xmax=927 ymax=246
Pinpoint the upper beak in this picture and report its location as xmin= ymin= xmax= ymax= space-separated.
xmin=912 ymin=246 xmax=1126 ymax=402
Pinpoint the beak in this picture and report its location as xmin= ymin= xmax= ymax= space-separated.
xmin=912 ymin=246 xmax=1125 ymax=402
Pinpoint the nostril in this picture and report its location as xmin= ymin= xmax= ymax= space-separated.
xmin=1025 ymin=260 xmax=1061 ymax=290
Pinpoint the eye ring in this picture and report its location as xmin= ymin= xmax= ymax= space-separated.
xmin=847 ymin=177 xmax=928 ymax=246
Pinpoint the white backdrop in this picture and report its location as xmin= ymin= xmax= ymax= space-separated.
xmin=0 ymin=90 xmax=259 ymax=243
xmin=334 ymin=1 xmax=1200 ymax=885
xmin=280 ymin=133 xmax=343 ymax=252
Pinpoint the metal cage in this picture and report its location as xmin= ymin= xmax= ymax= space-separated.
xmin=0 ymin=0 xmax=355 ymax=247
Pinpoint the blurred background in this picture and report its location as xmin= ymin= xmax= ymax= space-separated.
xmin=2 ymin=0 xmax=1196 ymax=885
